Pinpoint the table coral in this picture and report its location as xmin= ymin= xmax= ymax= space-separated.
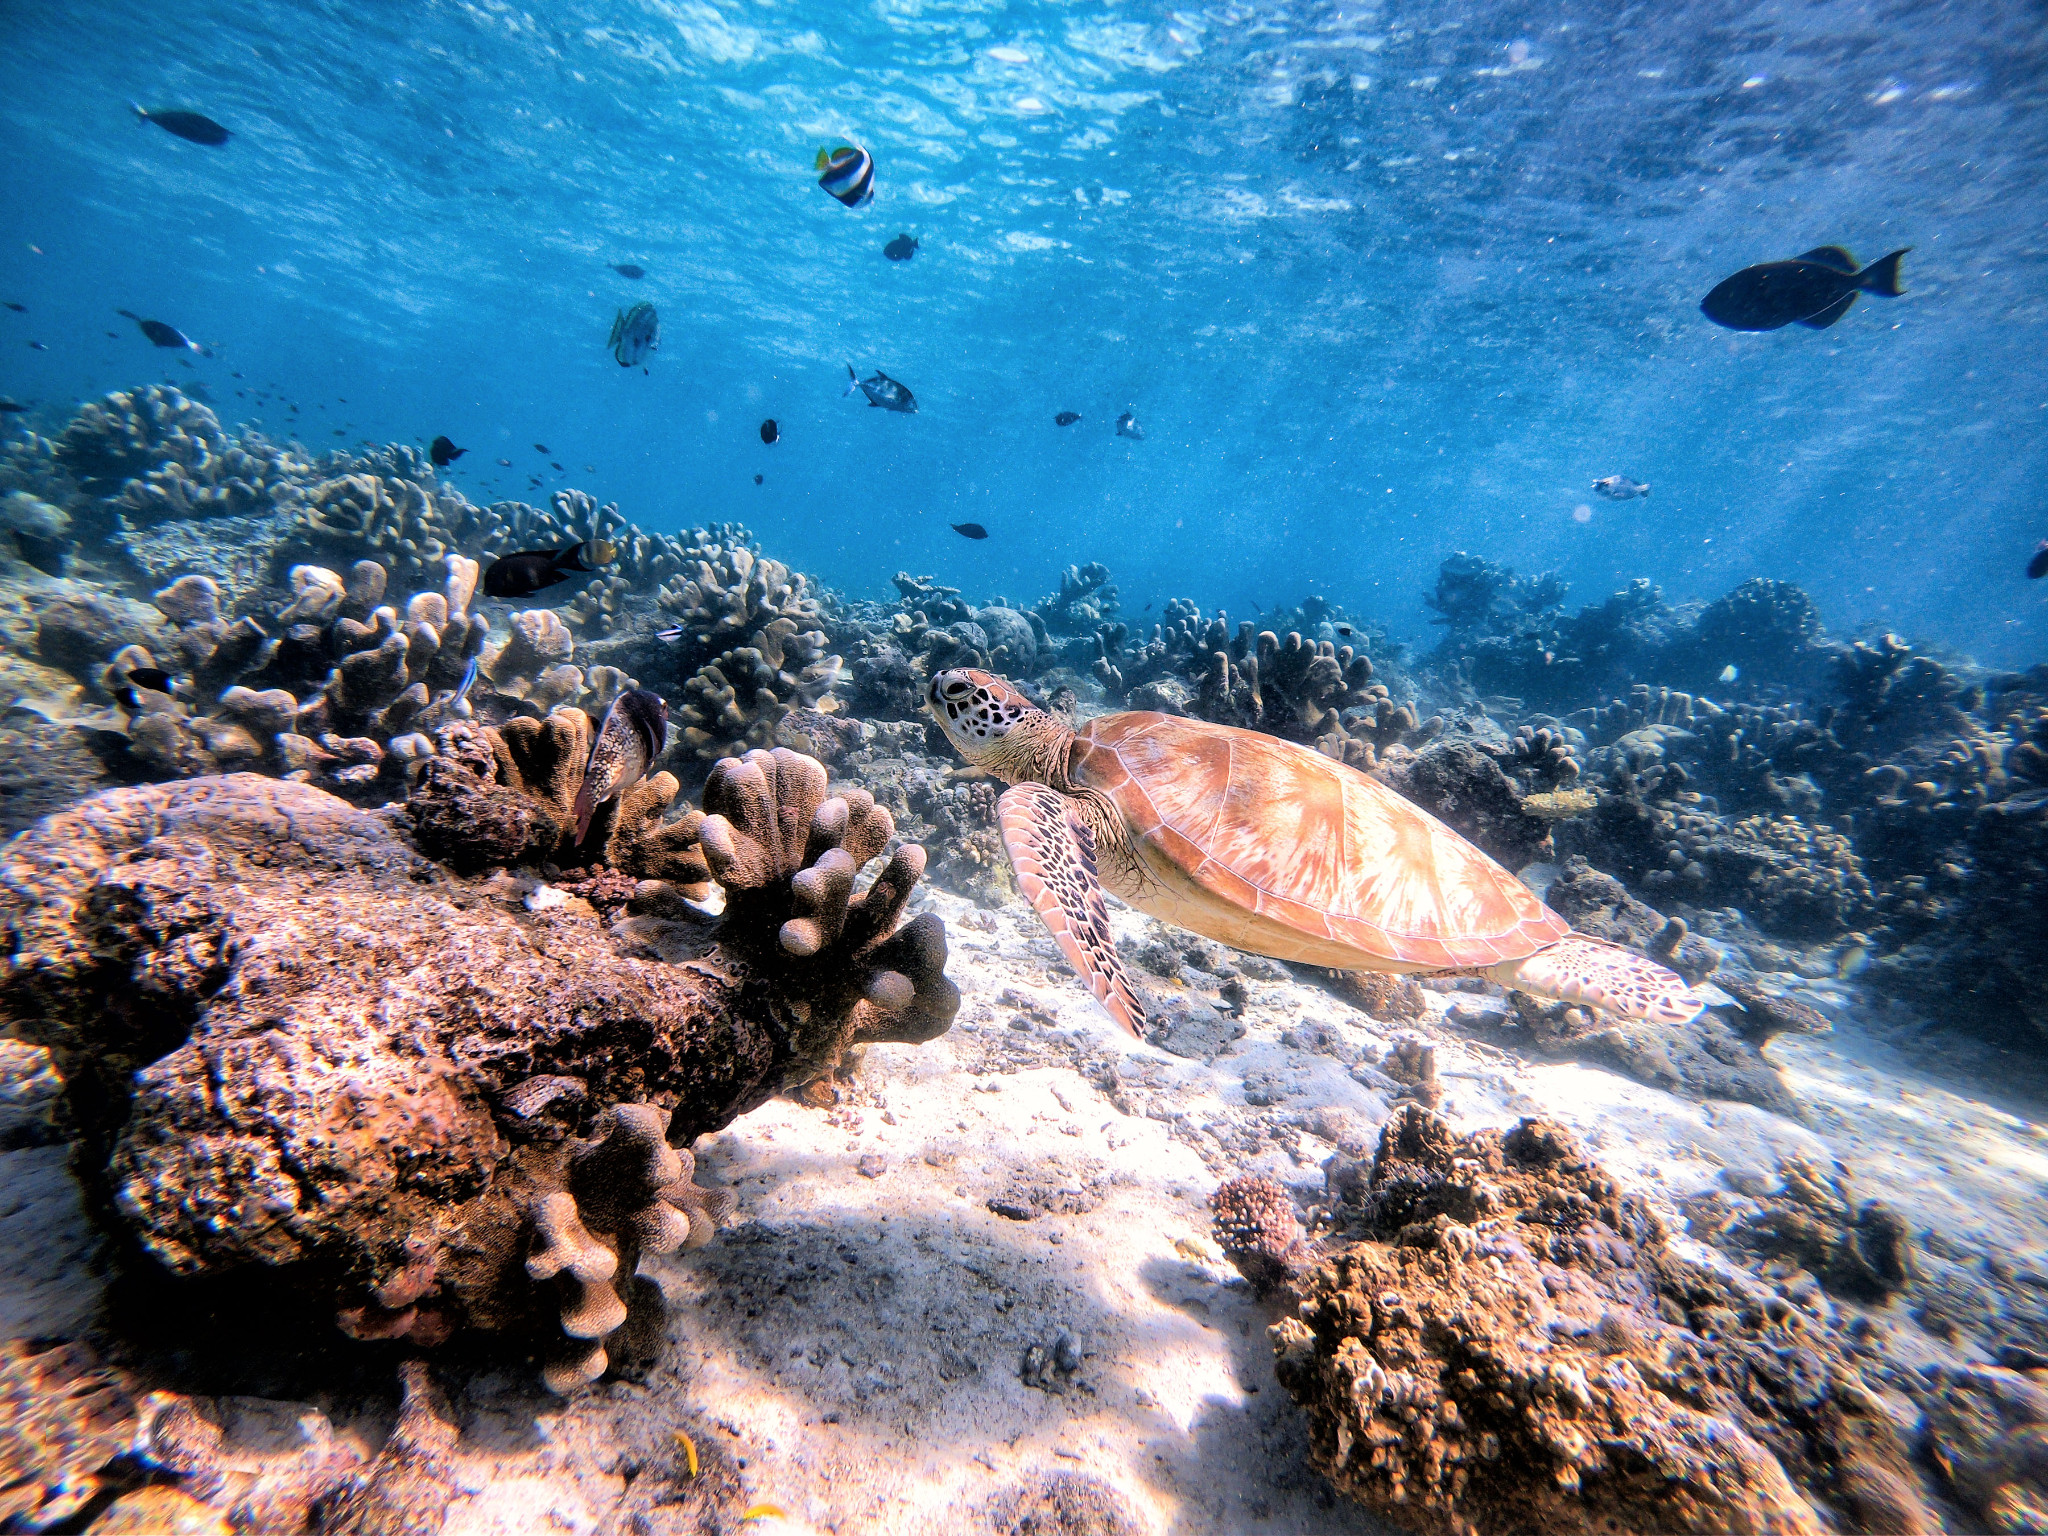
xmin=0 ymin=764 xmax=958 ymax=1391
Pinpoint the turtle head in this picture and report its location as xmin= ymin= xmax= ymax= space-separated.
xmin=927 ymin=669 xmax=1069 ymax=783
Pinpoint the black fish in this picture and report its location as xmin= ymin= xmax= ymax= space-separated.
xmin=551 ymin=461 xmax=563 ymax=471
xmin=480 ymin=539 xmax=618 ymax=599
xmin=534 ymin=443 xmax=549 ymax=453
xmin=760 ymin=419 xmax=779 ymax=445
xmin=754 ymin=474 xmax=764 ymax=485
xmin=122 ymin=313 xmax=208 ymax=353
xmin=3 ymin=303 xmax=23 ymax=313
xmin=132 ymin=105 xmax=230 ymax=146
xmin=126 ymin=667 xmax=175 ymax=691
xmin=951 ymin=522 xmax=988 ymax=540
xmin=1054 ymin=411 xmax=1081 ymax=426
xmin=1701 ymin=246 xmax=1910 ymax=332
xmin=613 ymin=263 xmax=646 ymax=280
xmin=0 ymin=399 xmax=27 ymax=413
xmin=2029 ymin=540 xmax=2048 ymax=581
xmin=429 ymin=435 xmax=466 ymax=467
xmin=883 ymin=233 xmax=919 ymax=261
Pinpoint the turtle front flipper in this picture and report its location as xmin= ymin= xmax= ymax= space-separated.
xmin=997 ymin=782 xmax=1145 ymax=1037
xmin=1484 ymin=933 xmax=1702 ymax=1025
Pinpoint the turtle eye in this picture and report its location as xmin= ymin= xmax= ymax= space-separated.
xmin=939 ymin=676 xmax=972 ymax=702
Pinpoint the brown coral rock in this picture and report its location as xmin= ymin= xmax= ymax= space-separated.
xmin=0 ymin=771 xmax=958 ymax=1385
xmin=0 ymin=1339 xmax=137 ymax=1529
xmin=1275 ymin=1106 xmax=1933 ymax=1536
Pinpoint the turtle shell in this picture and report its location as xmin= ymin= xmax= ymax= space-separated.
xmin=1072 ymin=712 xmax=1567 ymax=970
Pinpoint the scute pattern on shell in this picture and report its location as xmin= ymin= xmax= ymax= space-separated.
xmin=1074 ymin=711 xmax=1567 ymax=970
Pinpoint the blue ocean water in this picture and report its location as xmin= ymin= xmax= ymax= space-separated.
xmin=1 ymin=0 xmax=2044 ymax=663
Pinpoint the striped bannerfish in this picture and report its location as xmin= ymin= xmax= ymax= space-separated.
xmin=816 ymin=144 xmax=875 ymax=207
xmin=608 ymin=302 xmax=659 ymax=367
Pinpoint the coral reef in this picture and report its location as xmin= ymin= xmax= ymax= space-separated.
xmin=655 ymin=541 xmax=843 ymax=770
xmin=0 ymin=1339 xmax=138 ymax=1528
xmin=1261 ymin=1107 xmax=1932 ymax=1536
xmin=1920 ymin=1365 xmax=2048 ymax=1533
xmin=1210 ymin=1176 xmax=1313 ymax=1295
xmin=0 ymin=764 xmax=957 ymax=1389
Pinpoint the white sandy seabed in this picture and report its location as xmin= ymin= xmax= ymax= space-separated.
xmin=5 ymin=882 xmax=2048 ymax=1535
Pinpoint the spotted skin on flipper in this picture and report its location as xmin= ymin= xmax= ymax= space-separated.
xmin=1484 ymin=932 xmax=1702 ymax=1025
xmin=999 ymin=782 xmax=1145 ymax=1036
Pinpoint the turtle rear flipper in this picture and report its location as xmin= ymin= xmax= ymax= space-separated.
xmin=998 ymin=782 xmax=1145 ymax=1037
xmin=1485 ymin=933 xmax=1702 ymax=1025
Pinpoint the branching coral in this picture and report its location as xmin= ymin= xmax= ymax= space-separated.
xmin=53 ymin=386 xmax=227 ymax=497
xmin=1034 ymin=561 xmax=1119 ymax=635
xmin=0 ymin=766 xmax=958 ymax=1391
xmin=99 ymin=558 xmax=493 ymax=794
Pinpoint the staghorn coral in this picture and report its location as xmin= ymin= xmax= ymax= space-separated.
xmin=1271 ymin=1107 xmax=1933 ymax=1536
xmin=0 ymin=766 xmax=957 ymax=1391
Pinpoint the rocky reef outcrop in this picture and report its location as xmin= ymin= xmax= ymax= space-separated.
xmin=0 ymin=759 xmax=958 ymax=1393
xmin=1238 ymin=1107 xmax=1934 ymax=1536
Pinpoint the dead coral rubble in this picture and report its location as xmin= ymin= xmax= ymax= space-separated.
xmin=1246 ymin=1107 xmax=1933 ymax=1536
xmin=0 ymin=763 xmax=958 ymax=1392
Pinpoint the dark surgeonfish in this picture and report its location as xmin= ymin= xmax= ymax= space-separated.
xmin=608 ymin=302 xmax=658 ymax=367
xmin=4 ymin=303 xmax=25 ymax=312
xmin=612 ymin=263 xmax=646 ymax=279
xmin=1700 ymin=246 xmax=1909 ymax=332
xmin=1054 ymin=411 xmax=1081 ymax=426
xmin=125 ymin=666 xmax=175 ymax=692
xmin=572 ymin=688 xmax=669 ymax=843
xmin=951 ymin=522 xmax=988 ymax=540
xmin=1592 ymin=475 xmax=1649 ymax=500
xmin=1115 ymin=411 xmax=1143 ymax=439
xmin=817 ymin=144 xmax=875 ymax=207
xmin=534 ymin=443 xmax=549 ymax=453
xmin=429 ymin=435 xmax=466 ymax=467
xmin=0 ymin=399 xmax=28 ymax=413
xmin=754 ymin=474 xmax=764 ymax=484
xmin=760 ymin=419 xmax=779 ymax=444
xmin=118 ymin=311 xmax=209 ymax=354
xmin=844 ymin=364 xmax=916 ymax=413
xmin=2029 ymin=540 xmax=2048 ymax=581
xmin=883 ymin=233 xmax=919 ymax=261
xmin=481 ymin=539 xmax=618 ymax=599
xmin=132 ymin=105 xmax=230 ymax=146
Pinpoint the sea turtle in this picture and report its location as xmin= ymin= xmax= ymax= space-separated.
xmin=925 ymin=668 xmax=1703 ymax=1037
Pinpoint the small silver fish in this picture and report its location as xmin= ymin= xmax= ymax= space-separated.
xmin=1592 ymin=475 xmax=1649 ymax=500
xmin=1717 ymin=664 xmax=1739 ymax=685
xmin=843 ymin=363 xmax=916 ymax=413
xmin=1116 ymin=410 xmax=1144 ymax=440
xmin=572 ymin=688 xmax=668 ymax=843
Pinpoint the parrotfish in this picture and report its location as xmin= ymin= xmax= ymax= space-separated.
xmin=1700 ymin=246 xmax=1909 ymax=332
xmin=817 ymin=145 xmax=875 ymax=207
xmin=572 ymin=688 xmax=669 ymax=843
